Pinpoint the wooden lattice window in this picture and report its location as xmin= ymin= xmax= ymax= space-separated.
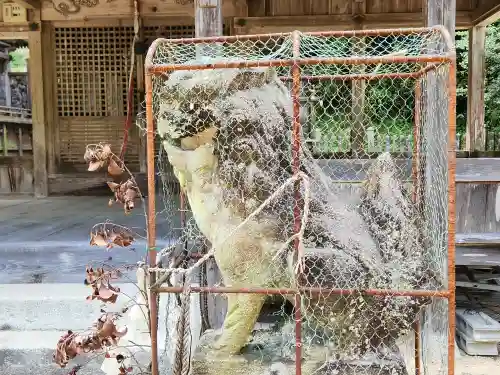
xmin=54 ymin=24 xmax=228 ymax=168
xmin=55 ymin=26 xmax=134 ymax=117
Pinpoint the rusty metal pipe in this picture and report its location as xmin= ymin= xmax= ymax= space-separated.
xmin=153 ymin=286 xmax=451 ymax=298
xmin=143 ymin=26 xmax=451 ymax=48
xmin=280 ymin=71 xmax=422 ymax=82
xmin=145 ymin=73 xmax=159 ymax=375
xmin=291 ymin=29 xmax=303 ymax=375
xmin=447 ymin=60 xmax=457 ymax=375
xmin=147 ymin=55 xmax=451 ymax=74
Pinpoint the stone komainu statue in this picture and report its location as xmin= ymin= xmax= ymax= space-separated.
xmin=157 ymin=65 xmax=440 ymax=374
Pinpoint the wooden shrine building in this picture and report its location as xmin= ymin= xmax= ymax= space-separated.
xmin=0 ymin=0 xmax=498 ymax=196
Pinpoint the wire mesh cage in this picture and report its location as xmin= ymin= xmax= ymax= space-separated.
xmin=143 ymin=27 xmax=456 ymax=375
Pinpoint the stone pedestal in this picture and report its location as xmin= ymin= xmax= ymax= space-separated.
xmin=191 ymin=327 xmax=409 ymax=375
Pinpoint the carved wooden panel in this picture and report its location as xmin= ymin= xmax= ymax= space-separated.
xmin=43 ymin=0 xmax=244 ymax=21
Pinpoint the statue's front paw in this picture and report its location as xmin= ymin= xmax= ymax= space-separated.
xmin=197 ymin=329 xmax=249 ymax=361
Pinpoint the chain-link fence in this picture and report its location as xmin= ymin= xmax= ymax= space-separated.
xmin=142 ymin=27 xmax=456 ymax=375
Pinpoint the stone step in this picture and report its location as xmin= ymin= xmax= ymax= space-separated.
xmin=456 ymin=308 xmax=500 ymax=342
xmin=0 ymin=283 xmax=150 ymax=375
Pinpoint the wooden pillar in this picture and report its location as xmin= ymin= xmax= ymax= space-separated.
xmin=195 ymin=0 xmax=223 ymax=58
xmin=28 ymin=16 xmax=49 ymax=197
xmin=466 ymin=26 xmax=486 ymax=152
xmin=136 ymin=16 xmax=147 ymax=174
xmin=195 ymin=0 xmax=227 ymax=330
xmin=350 ymin=0 xmax=366 ymax=157
xmin=41 ymin=24 xmax=57 ymax=175
xmin=195 ymin=0 xmax=223 ymax=37
xmin=4 ymin=61 xmax=11 ymax=107
xmin=425 ymin=0 xmax=456 ymax=36
xmin=423 ymin=0 xmax=456 ymax=229
xmin=423 ymin=1 xmax=456 ymax=375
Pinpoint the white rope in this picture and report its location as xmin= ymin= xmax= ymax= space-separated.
xmin=172 ymin=280 xmax=191 ymax=375
xmin=148 ymin=171 xmax=311 ymax=277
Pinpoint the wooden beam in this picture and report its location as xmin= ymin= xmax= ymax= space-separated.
xmin=234 ymin=11 xmax=472 ymax=35
xmin=233 ymin=11 xmax=472 ymax=34
xmin=455 ymin=158 xmax=500 ymax=183
xmin=312 ymin=157 xmax=500 ymax=183
xmin=466 ymin=26 xmax=486 ymax=152
xmin=0 ymin=27 xmax=31 ymax=37
xmin=12 ymin=0 xmax=39 ymax=9
xmin=40 ymin=0 xmax=241 ymax=21
xmin=473 ymin=0 xmax=500 ymax=26
xmin=28 ymin=19 xmax=48 ymax=197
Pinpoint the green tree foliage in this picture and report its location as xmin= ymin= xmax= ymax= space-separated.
xmin=8 ymin=47 xmax=28 ymax=73
xmin=307 ymin=35 xmax=418 ymax=146
xmin=310 ymin=24 xmax=499 ymax=146
xmin=455 ymin=21 xmax=500 ymax=132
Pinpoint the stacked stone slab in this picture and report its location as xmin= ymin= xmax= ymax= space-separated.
xmin=456 ymin=309 xmax=500 ymax=356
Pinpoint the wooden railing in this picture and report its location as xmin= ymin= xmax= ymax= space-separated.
xmin=0 ymin=105 xmax=31 ymax=122
xmin=0 ymin=106 xmax=32 ymax=157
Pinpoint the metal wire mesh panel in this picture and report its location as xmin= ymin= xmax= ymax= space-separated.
xmin=143 ymin=27 xmax=456 ymax=375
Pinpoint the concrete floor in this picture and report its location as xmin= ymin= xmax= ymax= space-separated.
xmin=1 ymin=196 xmax=500 ymax=375
xmin=0 ymin=196 xmax=178 ymax=374
xmin=0 ymin=196 xmax=177 ymax=284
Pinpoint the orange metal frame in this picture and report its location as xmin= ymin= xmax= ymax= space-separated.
xmin=144 ymin=26 xmax=457 ymax=375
